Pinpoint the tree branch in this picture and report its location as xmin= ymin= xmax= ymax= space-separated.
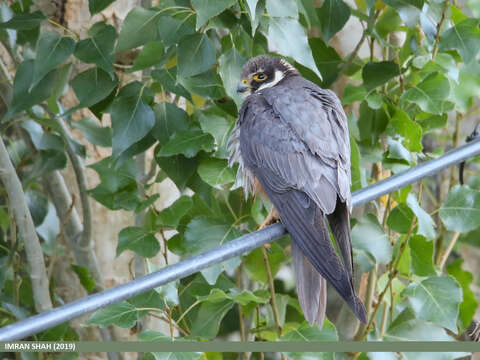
xmin=261 ymin=246 xmax=282 ymax=337
xmin=0 ymin=136 xmax=52 ymax=313
xmin=438 ymin=231 xmax=460 ymax=270
xmin=51 ymin=115 xmax=93 ymax=251
xmin=432 ymin=0 xmax=449 ymax=59
xmin=43 ymin=171 xmax=104 ymax=289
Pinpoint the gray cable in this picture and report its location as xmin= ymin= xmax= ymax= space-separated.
xmin=1 ymin=139 xmax=480 ymax=341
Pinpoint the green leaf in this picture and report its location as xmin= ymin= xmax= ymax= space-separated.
xmin=447 ymin=258 xmax=478 ymax=329
xmin=267 ymin=16 xmax=321 ymax=78
xmin=116 ymin=7 xmax=159 ymax=52
xmin=26 ymin=150 xmax=67 ymax=181
xmin=152 ymin=102 xmax=189 ymax=145
xmin=350 ymin=135 xmax=365 ymax=192
xmin=228 ymin=289 xmax=269 ymax=306
xmin=459 ymin=227 xmax=480 ymax=248
xmin=0 ymin=10 xmax=45 ymax=29
xmin=343 ymin=84 xmax=367 ymax=105
xmin=450 ymin=69 xmax=480 ymax=113
xmin=7 ymin=60 xmax=57 ymax=117
xmin=197 ymin=108 xmax=233 ymax=159
xmin=280 ymin=320 xmax=338 ymax=341
xmin=389 ymin=110 xmax=422 ymax=152
xmin=157 ymin=129 xmax=214 ymax=158
xmin=179 ymin=70 xmax=225 ymax=99
xmin=387 ymin=137 xmax=412 ymax=163
xmin=439 ymin=185 xmax=480 ymax=233
xmin=36 ymin=202 xmax=60 ymax=254
xmin=71 ymin=67 xmax=118 ymax=110
xmin=316 ymin=0 xmax=350 ymax=43
xmin=151 ymin=352 xmax=202 ymax=360
xmin=376 ymin=7 xmax=402 ymax=38
xmin=440 ymin=18 xmax=480 ymax=63
xmin=50 ymin=62 xmax=73 ymax=101
xmin=197 ymin=158 xmax=235 ymax=188
xmin=74 ymin=23 xmax=116 ymax=75
xmin=177 ymin=33 xmax=216 ymax=78
xmin=385 ymin=318 xmax=455 ymax=341
xmin=309 ymin=38 xmax=342 ymax=88
xmin=382 ymin=0 xmax=424 ymax=27
xmin=192 ymin=0 xmax=236 ymax=29
xmin=128 ymin=290 xmax=164 ymax=313
xmin=130 ymin=41 xmax=165 ymax=72
xmin=401 ymin=72 xmax=452 ymax=114
xmin=71 ymin=264 xmax=96 ymax=292
xmin=409 ymin=235 xmax=436 ymax=277
xmin=89 ymin=157 xmax=136 ymax=193
xmin=32 ymin=31 xmax=75 ymax=88
xmin=154 ymin=153 xmax=197 ymax=191
xmin=190 ymin=299 xmax=234 ymax=339
xmin=21 ymin=120 xmax=63 ymax=152
xmin=218 ymin=48 xmax=247 ymax=107
xmin=244 ymin=241 xmax=286 ymax=283
xmin=110 ymin=82 xmax=156 ymax=158
xmin=266 ymin=0 xmax=298 ymax=18
xmin=151 ymin=67 xmax=192 ymax=101
xmin=362 ymin=61 xmax=400 ymax=91
xmin=415 ymin=112 xmax=447 ymax=132
xmin=157 ymin=195 xmax=193 ymax=228
xmin=88 ymin=301 xmax=138 ymax=328
xmin=387 ymin=203 xmax=414 ymax=234
xmin=25 ymin=189 xmax=49 ymax=226
xmin=352 ymin=214 xmax=392 ymax=264
xmin=157 ymin=13 xmax=195 ymax=47
xmin=406 ymin=193 xmax=436 ymax=240
xmin=358 ymin=101 xmax=388 ymax=143
xmin=402 ymin=275 xmax=462 ymax=331
xmin=89 ymin=0 xmax=115 ymax=15
xmin=71 ymin=117 xmax=112 ymax=147
xmin=184 ymin=216 xmax=240 ymax=254
xmin=117 ymin=226 xmax=160 ymax=258
xmin=135 ymin=194 xmax=160 ymax=214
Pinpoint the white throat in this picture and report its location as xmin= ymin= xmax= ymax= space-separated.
xmin=257 ymin=70 xmax=285 ymax=91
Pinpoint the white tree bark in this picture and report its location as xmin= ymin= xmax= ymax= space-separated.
xmin=0 ymin=137 xmax=52 ymax=313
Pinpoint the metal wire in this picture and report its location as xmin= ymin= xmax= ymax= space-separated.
xmin=1 ymin=139 xmax=480 ymax=341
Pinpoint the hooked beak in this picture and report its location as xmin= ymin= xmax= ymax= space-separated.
xmin=237 ymin=82 xmax=249 ymax=93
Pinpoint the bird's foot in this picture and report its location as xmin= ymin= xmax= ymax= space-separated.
xmin=258 ymin=208 xmax=278 ymax=230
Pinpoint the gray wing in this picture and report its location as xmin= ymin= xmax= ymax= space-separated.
xmin=262 ymin=78 xmax=352 ymax=211
xmin=238 ymin=92 xmax=366 ymax=323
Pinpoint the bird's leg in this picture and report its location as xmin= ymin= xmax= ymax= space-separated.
xmin=258 ymin=207 xmax=279 ymax=252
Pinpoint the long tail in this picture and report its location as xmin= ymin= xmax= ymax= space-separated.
xmin=254 ymin=171 xmax=366 ymax=324
xmin=291 ymin=239 xmax=327 ymax=327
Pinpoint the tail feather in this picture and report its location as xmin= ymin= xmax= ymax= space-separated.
xmin=292 ymin=240 xmax=327 ymax=327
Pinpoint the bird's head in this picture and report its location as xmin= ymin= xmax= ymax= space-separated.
xmin=237 ymin=55 xmax=299 ymax=96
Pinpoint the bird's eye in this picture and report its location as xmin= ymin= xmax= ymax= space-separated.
xmin=253 ymin=73 xmax=267 ymax=81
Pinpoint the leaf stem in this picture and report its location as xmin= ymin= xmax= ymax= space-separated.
xmin=47 ymin=18 xmax=79 ymax=40
xmin=357 ymin=217 xmax=417 ymax=342
xmin=432 ymin=0 xmax=449 ymax=59
xmin=236 ymin=266 xmax=247 ymax=342
xmin=176 ymin=299 xmax=200 ymax=325
xmin=261 ymin=246 xmax=282 ymax=337
xmin=438 ymin=231 xmax=460 ymax=269
xmin=354 ymin=266 xmax=377 ymax=340
xmin=379 ymin=301 xmax=389 ymax=337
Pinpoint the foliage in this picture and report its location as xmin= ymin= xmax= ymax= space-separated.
xmin=1 ymin=0 xmax=480 ymax=358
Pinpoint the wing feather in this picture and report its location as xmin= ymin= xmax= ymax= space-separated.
xmin=235 ymin=76 xmax=366 ymax=323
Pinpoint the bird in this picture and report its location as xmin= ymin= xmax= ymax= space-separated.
xmin=228 ymin=55 xmax=367 ymax=327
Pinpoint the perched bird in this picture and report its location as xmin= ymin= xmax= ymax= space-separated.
xmin=228 ymin=55 xmax=366 ymax=326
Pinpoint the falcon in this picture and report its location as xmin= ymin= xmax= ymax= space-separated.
xmin=228 ymin=55 xmax=366 ymax=326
